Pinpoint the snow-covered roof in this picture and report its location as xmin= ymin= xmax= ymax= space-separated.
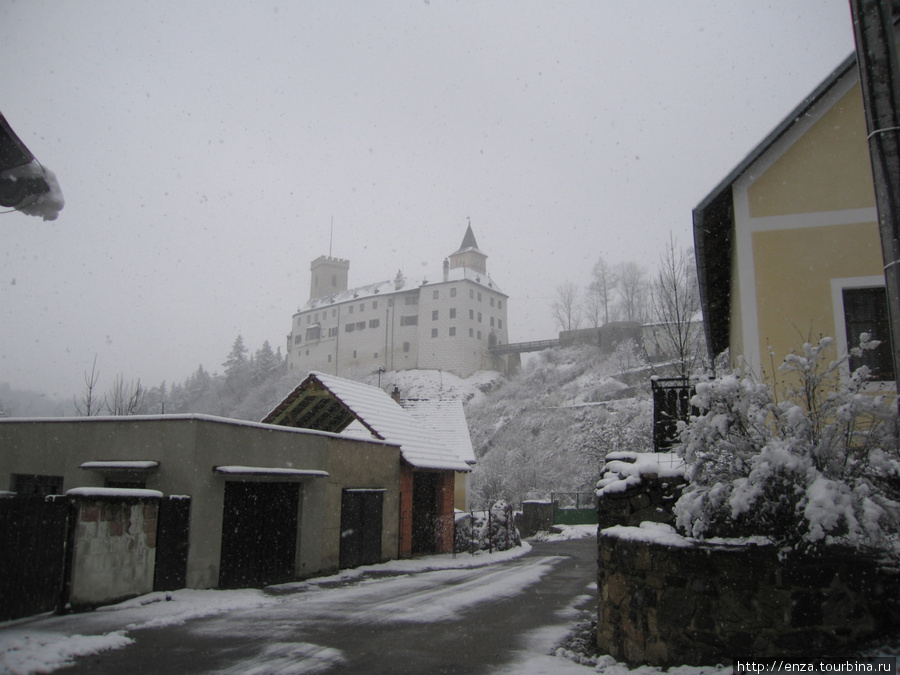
xmin=402 ymin=399 xmax=476 ymax=466
xmin=0 ymin=413 xmax=396 ymax=446
xmin=80 ymin=460 xmax=159 ymax=471
xmin=301 ymin=265 xmax=503 ymax=313
xmin=262 ymin=372 xmax=473 ymax=472
xmin=66 ymin=487 xmax=163 ymax=499
xmin=0 ymin=112 xmax=65 ymax=221
xmin=213 ymin=466 xmax=329 ymax=478
xmin=450 ymin=224 xmax=484 ymax=257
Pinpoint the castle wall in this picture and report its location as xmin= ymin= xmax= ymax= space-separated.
xmin=287 ymin=278 xmax=508 ymax=379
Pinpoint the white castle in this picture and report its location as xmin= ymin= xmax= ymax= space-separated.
xmin=286 ymin=225 xmax=512 ymax=378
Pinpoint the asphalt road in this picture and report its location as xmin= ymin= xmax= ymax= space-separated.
xmin=61 ymin=537 xmax=598 ymax=674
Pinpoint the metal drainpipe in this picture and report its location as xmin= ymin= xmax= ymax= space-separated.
xmin=851 ymin=0 xmax=900 ymax=396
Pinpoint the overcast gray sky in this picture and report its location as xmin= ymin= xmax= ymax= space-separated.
xmin=1 ymin=0 xmax=857 ymax=399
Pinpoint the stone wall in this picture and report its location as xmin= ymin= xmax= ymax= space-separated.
xmin=596 ymin=474 xmax=685 ymax=530
xmin=597 ymin=529 xmax=900 ymax=667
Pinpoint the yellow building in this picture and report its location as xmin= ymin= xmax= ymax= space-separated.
xmin=693 ymin=47 xmax=895 ymax=393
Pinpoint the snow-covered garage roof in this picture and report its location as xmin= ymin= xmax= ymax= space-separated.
xmin=262 ymin=372 xmax=473 ymax=472
xmin=402 ymin=399 xmax=476 ymax=466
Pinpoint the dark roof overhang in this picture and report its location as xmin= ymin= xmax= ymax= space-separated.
xmin=0 ymin=111 xmax=50 ymax=209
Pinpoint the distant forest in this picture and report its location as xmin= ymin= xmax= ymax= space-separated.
xmin=0 ymin=336 xmax=296 ymax=422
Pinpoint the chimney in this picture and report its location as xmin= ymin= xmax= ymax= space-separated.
xmin=443 ymin=258 xmax=449 ymax=282
xmin=390 ymin=386 xmax=401 ymax=403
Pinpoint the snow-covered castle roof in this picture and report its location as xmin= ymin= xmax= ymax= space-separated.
xmin=300 ymin=265 xmax=504 ymax=313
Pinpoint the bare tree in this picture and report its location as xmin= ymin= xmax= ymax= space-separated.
xmin=585 ymin=256 xmax=616 ymax=327
xmin=105 ymin=373 xmax=146 ymax=415
xmin=648 ymin=235 xmax=703 ymax=376
xmin=551 ymin=281 xmax=582 ymax=331
xmin=614 ymin=261 xmax=648 ymax=323
xmin=74 ymin=355 xmax=102 ymax=416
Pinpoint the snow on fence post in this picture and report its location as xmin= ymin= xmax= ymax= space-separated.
xmin=487 ymin=504 xmax=493 ymax=554
xmin=505 ymin=504 xmax=511 ymax=550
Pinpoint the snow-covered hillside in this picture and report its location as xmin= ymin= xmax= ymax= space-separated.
xmin=344 ymin=342 xmax=655 ymax=510
xmin=463 ymin=343 xmax=653 ymax=508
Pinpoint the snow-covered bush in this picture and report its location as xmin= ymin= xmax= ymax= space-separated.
xmin=673 ymin=336 xmax=900 ymax=553
xmin=454 ymin=501 xmax=521 ymax=553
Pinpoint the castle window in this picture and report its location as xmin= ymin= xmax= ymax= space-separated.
xmin=433 ymin=290 xmax=439 ymax=300
xmin=490 ymin=317 xmax=495 ymax=327
xmin=498 ymin=300 xmax=503 ymax=309
xmin=388 ymin=299 xmax=394 ymax=307
xmin=401 ymin=315 xmax=418 ymax=326
xmin=450 ymin=288 xmax=457 ymax=298
xmin=432 ymin=310 xmax=438 ymax=321
xmin=345 ymin=324 xmax=355 ymax=333
xmin=332 ymin=309 xmax=337 ymax=317
xmin=372 ymin=301 xmax=378 ymax=310
xmin=374 ymin=352 xmax=379 ymax=358
xmin=329 ymin=327 xmax=338 ymax=337
xmin=353 ymin=350 xmax=358 ymax=358
xmin=498 ymin=320 xmax=503 ymax=329
xmin=360 ymin=303 xmax=365 ymax=312
xmin=478 ymin=312 xmax=482 ymax=323
xmin=405 ymin=294 xmax=418 ymax=305
xmin=478 ymin=292 xmax=482 ymax=302
xmin=356 ymin=321 xmax=366 ymax=331
xmin=469 ymin=289 xmax=474 ymax=299
xmin=450 ymin=308 xmax=456 ymax=319
xmin=349 ymin=305 xmax=354 ymax=314
xmin=469 ymin=328 xmax=474 ymax=337
xmin=369 ymin=319 xmax=380 ymax=329
xmin=449 ymin=327 xmax=456 ymax=336
xmin=490 ymin=297 xmax=495 ymax=307
xmin=477 ymin=331 xmax=482 ymax=340
xmin=306 ymin=326 xmax=321 ymax=341
xmin=431 ymin=329 xmax=438 ymax=338
xmin=469 ymin=309 xmax=474 ymax=320
xmin=294 ymin=335 xmax=302 ymax=344
xmin=331 ymin=275 xmax=337 ymax=287
xmin=314 ymin=312 xmax=319 ymax=321
xmin=328 ymin=354 xmax=332 ymax=362
xmin=403 ymin=342 xmax=410 ymax=352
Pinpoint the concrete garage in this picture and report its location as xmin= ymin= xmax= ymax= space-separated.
xmin=0 ymin=415 xmax=401 ymax=591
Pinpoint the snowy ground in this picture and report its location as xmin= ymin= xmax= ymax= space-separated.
xmin=0 ymin=526 xmax=738 ymax=674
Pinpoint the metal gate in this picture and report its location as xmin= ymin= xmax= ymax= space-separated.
xmin=154 ymin=495 xmax=191 ymax=592
xmin=219 ymin=482 xmax=300 ymax=589
xmin=651 ymin=377 xmax=696 ymax=451
xmin=0 ymin=495 xmax=69 ymax=621
xmin=339 ymin=489 xmax=384 ymax=569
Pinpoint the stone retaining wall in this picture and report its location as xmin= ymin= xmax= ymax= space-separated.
xmin=597 ymin=529 xmax=900 ymax=667
xmin=596 ymin=475 xmax=685 ymax=529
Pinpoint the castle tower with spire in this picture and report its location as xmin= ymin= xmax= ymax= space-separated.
xmin=448 ymin=223 xmax=487 ymax=275
xmin=286 ymin=225 xmax=511 ymax=379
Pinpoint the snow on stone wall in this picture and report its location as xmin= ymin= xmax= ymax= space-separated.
xmin=597 ymin=526 xmax=900 ymax=667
